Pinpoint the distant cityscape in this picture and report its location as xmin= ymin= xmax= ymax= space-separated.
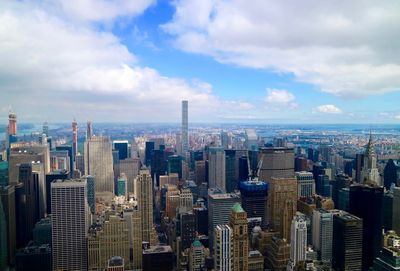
xmin=1 ymin=101 xmax=400 ymax=271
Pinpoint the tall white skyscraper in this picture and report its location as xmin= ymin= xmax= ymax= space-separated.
xmin=84 ymin=136 xmax=114 ymax=193
xmin=182 ymin=100 xmax=189 ymax=154
xmin=290 ymin=213 xmax=307 ymax=265
xmin=51 ymin=179 xmax=90 ymax=271
xmin=214 ymin=225 xmax=233 ymax=271
xmin=208 ymin=147 xmax=226 ymax=191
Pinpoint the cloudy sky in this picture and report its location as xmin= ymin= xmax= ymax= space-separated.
xmin=1 ymin=0 xmax=400 ymax=123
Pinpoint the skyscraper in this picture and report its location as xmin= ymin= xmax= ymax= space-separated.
xmin=208 ymin=147 xmax=226 ymax=191
xmin=134 ymin=170 xmax=153 ymax=244
xmin=122 ymin=203 xmax=142 ymax=270
xmin=225 ymin=150 xmax=237 ymax=192
xmin=332 ymin=211 xmax=363 ymax=271
xmin=258 ymin=147 xmax=295 ymax=182
xmin=0 ymin=185 xmax=16 ymax=266
xmin=182 ymin=100 xmax=189 ymax=154
xmin=371 ymin=230 xmax=400 ymax=270
xmin=208 ymin=190 xmax=241 ymax=246
xmin=349 ymin=184 xmax=383 ymax=270
xmin=392 ymin=187 xmax=400 ymax=234
xmin=295 ymin=171 xmax=315 ymax=198
xmin=72 ymin=118 xmax=77 ymax=165
xmin=361 ymin=134 xmax=381 ymax=185
xmin=290 ymin=213 xmax=307 ymax=266
xmin=214 ymin=225 xmax=233 ymax=271
xmin=88 ymin=215 xmax=130 ymax=270
xmin=239 ymin=179 xmax=268 ymax=229
xmin=8 ymin=112 xmax=17 ymax=136
xmin=189 ymin=240 xmax=205 ymax=271
xmin=113 ymin=140 xmax=129 ymax=160
xmin=267 ymin=177 xmax=297 ymax=241
xmin=86 ymin=120 xmax=93 ymax=140
xmin=0 ymin=199 xmax=7 ymax=270
xmin=384 ymin=159 xmax=398 ymax=190
xmin=51 ymin=178 xmax=89 ymax=271
xmin=229 ymin=203 xmax=248 ymax=271
xmin=84 ymin=136 xmax=114 ymax=193
xmin=312 ymin=209 xmax=333 ymax=264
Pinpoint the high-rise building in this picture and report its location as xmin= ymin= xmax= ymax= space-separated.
xmin=19 ymin=163 xmax=39 ymax=245
xmin=180 ymin=212 xmax=197 ymax=251
xmin=239 ymin=179 xmax=268 ymax=229
xmin=265 ymin=236 xmax=291 ymax=271
xmin=113 ymin=140 xmax=129 ymax=160
xmin=245 ymin=129 xmax=258 ymax=151
xmin=361 ymin=134 xmax=381 ymax=185
xmin=230 ymin=203 xmax=248 ymax=271
xmin=371 ymin=230 xmax=400 ymax=270
xmin=72 ymin=119 xmax=78 ymax=166
xmin=214 ymin=225 xmax=233 ymax=271
xmin=8 ymin=112 xmax=17 ymax=136
xmin=0 ymin=185 xmax=16 ymax=266
xmin=208 ymin=147 xmax=226 ymax=191
xmin=258 ymin=147 xmax=294 ymax=182
xmin=51 ymin=178 xmax=89 ymax=271
xmin=119 ymin=158 xmax=140 ymax=194
xmin=349 ymin=184 xmax=383 ymax=270
xmin=225 ymin=150 xmax=237 ymax=192
xmin=189 ymin=240 xmax=205 ymax=271
xmin=88 ymin=215 xmax=130 ymax=270
xmin=84 ymin=136 xmax=114 ymax=193
xmin=0 ymin=199 xmax=7 ymax=270
xmin=295 ymin=171 xmax=315 ymax=198
xmin=86 ymin=120 xmax=93 ymax=140
xmin=384 ymin=159 xmax=398 ymax=190
xmin=15 ymin=243 xmax=52 ymax=271
xmin=134 ymin=170 xmax=153 ymax=244
xmin=122 ymin=203 xmax=142 ymax=270
xmin=0 ymin=161 xmax=8 ymax=186
xmin=294 ymin=157 xmax=308 ymax=172
xmin=392 ymin=187 xmax=400 ymax=234
xmin=312 ymin=209 xmax=333 ymax=264
xmin=143 ymin=245 xmax=174 ymax=271
xmin=332 ymin=211 xmax=363 ymax=271
xmin=45 ymin=170 xmax=68 ymax=214
xmin=168 ymin=155 xmax=182 ymax=180
xmin=267 ymin=177 xmax=297 ymax=241
xmin=182 ymin=100 xmax=189 ymax=154
xmin=290 ymin=213 xmax=307 ymax=266
xmin=208 ymin=190 xmax=241 ymax=246
xmin=117 ymin=174 xmax=128 ymax=197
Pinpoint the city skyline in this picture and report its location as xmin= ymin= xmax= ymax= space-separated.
xmin=1 ymin=1 xmax=400 ymax=123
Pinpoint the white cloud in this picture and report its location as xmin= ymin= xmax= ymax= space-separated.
xmin=163 ymin=0 xmax=400 ymax=98
xmin=314 ymin=105 xmax=342 ymax=114
xmin=0 ymin=2 xmax=250 ymax=122
xmin=265 ymin=89 xmax=297 ymax=109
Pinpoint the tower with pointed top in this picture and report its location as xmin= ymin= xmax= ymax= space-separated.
xmin=229 ymin=203 xmax=249 ymax=271
xmin=361 ymin=133 xmax=381 ymax=185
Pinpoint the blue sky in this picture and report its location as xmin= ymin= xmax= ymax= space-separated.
xmin=1 ymin=0 xmax=400 ymax=123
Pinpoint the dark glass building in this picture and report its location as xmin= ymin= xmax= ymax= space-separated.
xmin=239 ymin=180 xmax=268 ymax=229
xmin=113 ymin=140 xmax=129 ymax=160
xmin=238 ymin=156 xmax=249 ymax=181
xmin=332 ymin=211 xmax=363 ymax=271
xmin=15 ymin=244 xmax=52 ymax=271
xmin=145 ymin=141 xmax=155 ymax=167
xmin=349 ymin=185 xmax=383 ymax=270
xmin=143 ymin=245 xmax=174 ymax=271
xmin=225 ymin=150 xmax=237 ymax=192
xmin=45 ymin=170 xmax=69 ymax=214
xmin=168 ymin=155 xmax=182 ymax=179
xmin=384 ymin=159 xmax=398 ymax=190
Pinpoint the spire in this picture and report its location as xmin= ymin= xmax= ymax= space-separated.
xmin=365 ymin=132 xmax=375 ymax=158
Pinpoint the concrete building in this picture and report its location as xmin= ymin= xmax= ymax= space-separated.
xmin=182 ymin=100 xmax=189 ymax=154
xmin=189 ymin=240 xmax=205 ymax=271
xmin=84 ymin=136 xmax=114 ymax=193
xmin=295 ymin=171 xmax=315 ymax=198
xmin=312 ymin=209 xmax=333 ymax=264
xmin=214 ymin=225 xmax=233 ymax=271
xmin=230 ymin=203 xmax=248 ymax=271
xmin=134 ymin=170 xmax=154 ymax=244
xmin=208 ymin=147 xmax=226 ymax=191
xmin=88 ymin=215 xmax=130 ymax=270
xmin=208 ymin=189 xmax=241 ymax=246
xmin=332 ymin=211 xmax=363 ymax=271
xmin=290 ymin=213 xmax=307 ymax=265
xmin=267 ymin=177 xmax=297 ymax=241
xmin=258 ymin=147 xmax=294 ymax=182
xmin=51 ymin=178 xmax=90 ymax=271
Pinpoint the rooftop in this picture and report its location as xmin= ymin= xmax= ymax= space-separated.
xmin=232 ymin=202 xmax=245 ymax=213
